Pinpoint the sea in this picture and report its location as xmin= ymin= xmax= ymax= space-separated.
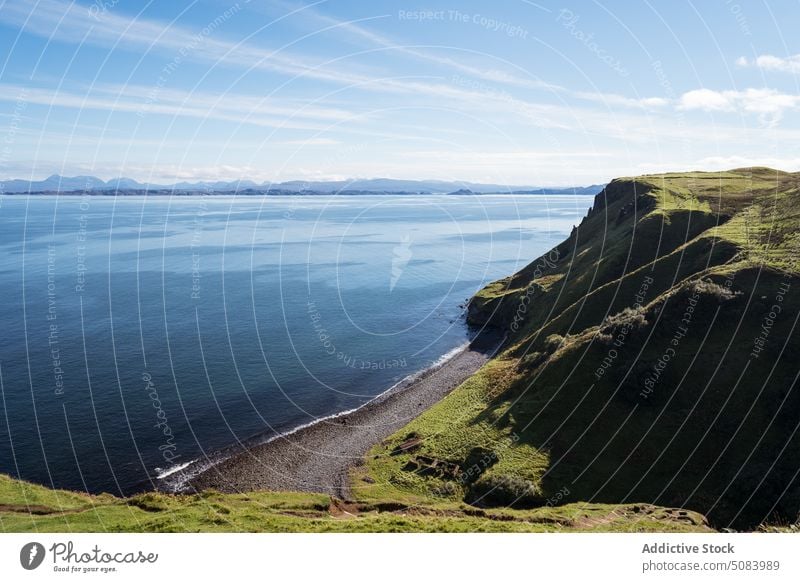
xmin=0 ymin=194 xmax=591 ymax=494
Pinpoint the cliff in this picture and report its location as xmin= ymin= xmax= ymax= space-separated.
xmin=368 ymin=167 xmax=800 ymax=530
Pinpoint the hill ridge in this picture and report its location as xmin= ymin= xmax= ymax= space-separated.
xmin=364 ymin=167 xmax=800 ymax=530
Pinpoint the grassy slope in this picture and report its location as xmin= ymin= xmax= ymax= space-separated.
xmin=0 ymin=474 xmax=709 ymax=532
xmin=359 ymin=168 xmax=800 ymax=531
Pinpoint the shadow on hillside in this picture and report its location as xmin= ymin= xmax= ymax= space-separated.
xmin=482 ymin=268 xmax=800 ymax=530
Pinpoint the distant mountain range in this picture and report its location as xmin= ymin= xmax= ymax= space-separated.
xmin=0 ymin=174 xmax=604 ymax=195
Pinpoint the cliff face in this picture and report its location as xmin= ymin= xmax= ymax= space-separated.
xmin=384 ymin=168 xmax=800 ymax=530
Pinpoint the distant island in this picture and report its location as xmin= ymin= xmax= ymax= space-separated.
xmin=0 ymin=174 xmax=604 ymax=196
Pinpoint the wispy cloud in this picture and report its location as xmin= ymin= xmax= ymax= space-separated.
xmin=638 ymin=156 xmax=800 ymax=174
xmin=2 ymin=0 xmax=686 ymax=141
xmin=0 ymin=83 xmax=357 ymax=131
xmin=282 ymin=137 xmax=340 ymax=145
xmin=269 ymin=0 xmax=669 ymax=111
xmin=737 ymin=54 xmax=800 ymax=74
xmin=0 ymin=0 xmax=377 ymax=86
xmin=400 ymin=150 xmax=613 ymax=162
xmin=678 ymin=88 xmax=800 ymax=126
xmin=4 ymin=0 xmax=799 ymax=184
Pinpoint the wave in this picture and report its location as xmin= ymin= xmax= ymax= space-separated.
xmin=155 ymin=459 xmax=196 ymax=480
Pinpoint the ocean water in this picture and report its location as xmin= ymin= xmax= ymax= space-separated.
xmin=0 ymin=194 xmax=591 ymax=494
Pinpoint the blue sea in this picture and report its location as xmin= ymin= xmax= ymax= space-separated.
xmin=0 ymin=194 xmax=591 ymax=494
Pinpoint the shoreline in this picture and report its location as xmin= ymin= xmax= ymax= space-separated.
xmin=154 ymin=342 xmax=473 ymax=488
xmin=173 ymin=330 xmax=504 ymax=499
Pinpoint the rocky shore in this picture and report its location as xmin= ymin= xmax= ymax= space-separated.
xmin=185 ymin=331 xmax=503 ymax=499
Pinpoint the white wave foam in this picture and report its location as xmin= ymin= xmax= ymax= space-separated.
xmin=155 ymin=459 xmax=196 ymax=479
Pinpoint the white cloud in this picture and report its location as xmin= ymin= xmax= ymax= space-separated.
xmin=638 ymin=157 xmax=800 ymax=174
xmin=282 ymin=137 xmax=341 ymax=145
xmin=678 ymin=89 xmax=736 ymax=111
xmin=694 ymin=156 xmax=800 ymax=171
xmin=0 ymin=83 xmax=354 ymax=131
xmin=678 ymin=88 xmax=800 ymax=126
xmin=400 ymin=150 xmax=612 ymax=161
xmin=737 ymin=54 xmax=800 ymax=74
xmin=574 ymin=92 xmax=669 ymax=109
xmin=640 ymin=97 xmax=670 ymax=108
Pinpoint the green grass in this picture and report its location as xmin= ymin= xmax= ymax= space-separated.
xmin=421 ymin=168 xmax=800 ymax=531
xmin=353 ymin=359 xmax=549 ymax=506
xmin=0 ymin=474 xmax=709 ymax=533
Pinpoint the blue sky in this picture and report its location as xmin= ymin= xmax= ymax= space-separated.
xmin=0 ymin=0 xmax=799 ymax=186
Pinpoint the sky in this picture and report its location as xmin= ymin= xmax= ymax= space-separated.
xmin=0 ymin=0 xmax=799 ymax=186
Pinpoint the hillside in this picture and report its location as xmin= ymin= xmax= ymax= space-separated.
xmin=359 ymin=167 xmax=800 ymax=531
xmin=0 ymin=473 xmax=708 ymax=532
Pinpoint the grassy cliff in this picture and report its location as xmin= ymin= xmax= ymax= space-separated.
xmin=359 ymin=168 xmax=800 ymax=531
